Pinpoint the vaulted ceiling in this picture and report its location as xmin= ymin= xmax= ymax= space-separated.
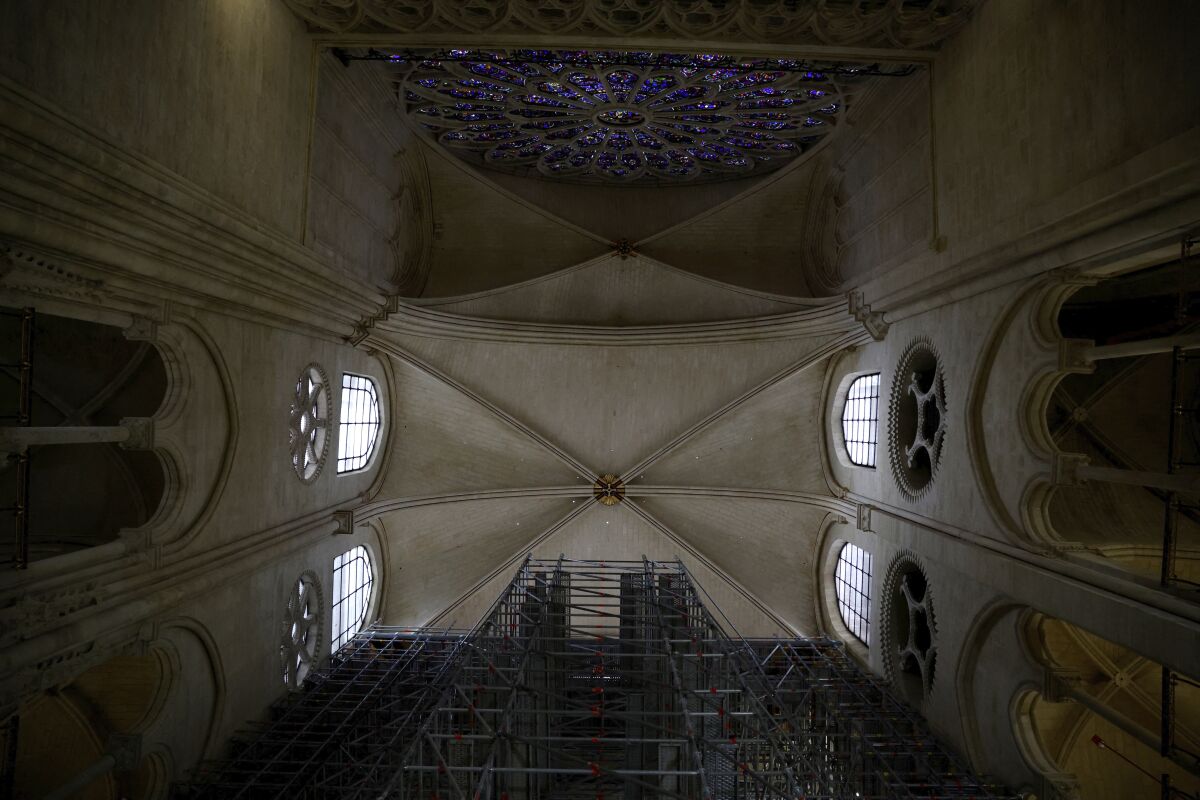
xmin=361 ymin=134 xmax=872 ymax=634
xmin=300 ymin=4 xmax=951 ymax=634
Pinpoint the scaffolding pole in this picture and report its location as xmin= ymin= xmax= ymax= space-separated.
xmin=179 ymin=558 xmax=1019 ymax=799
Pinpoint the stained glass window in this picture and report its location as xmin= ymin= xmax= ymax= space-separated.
xmin=337 ymin=373 xmax=381 ymax=474
xmin=842 ymin=373 xmax=880 ymax=467
xmin=331 ymin=546 xmax=374 ymax=651
xmin=835 ymin=543 xmax=872 ymax=645
xmin=398 ymin=50 xmax=854 ymax=184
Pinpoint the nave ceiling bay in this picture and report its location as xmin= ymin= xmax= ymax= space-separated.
xmin=305 ymin=28 xmax=910 ymax=641
xmin=358 ymin=239 xmax=868 ymax=636
xmin=347 ymin=44 xmax=919 ymax=297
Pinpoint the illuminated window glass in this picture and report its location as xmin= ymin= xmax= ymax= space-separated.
xmin=835 ymin=542 xmax=872 ymax=645
xmin=331 ymin=546 xmax=374 ymax=651
xmin=337 ymin=373 xmax=381 ymax=474
xmin=842 ymin=373 xmax=880 ymax=467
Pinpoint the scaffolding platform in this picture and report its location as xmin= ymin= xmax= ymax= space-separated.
xmin=178 ymin=557 xmax=1017 ymax=799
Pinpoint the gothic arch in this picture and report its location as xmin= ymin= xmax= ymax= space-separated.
xmin=7 ymin=638 xmax=190 ymax=799
xmin=1020 ymin=258 xmax=1200 ymax=583
xmin=153 ymin=617 xmax=226 ymax=764
xmin=1013 ymin=611 xmax=1200 ymax=799
xmin=0 ymin=296 xmax=236 ymax=566
xmin=954 ymin=599 xmax=1027 ymax=772
xmin=0 ymin=308 xmax=169 ymax=563
xmin=813 ymin=515 xmax=872 ymax=667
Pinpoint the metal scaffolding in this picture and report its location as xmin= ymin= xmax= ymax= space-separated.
xmin=180 ymin=557 xmax=1017 ymax=799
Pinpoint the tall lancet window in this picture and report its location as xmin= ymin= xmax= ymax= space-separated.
xmin=331 ymin=546 xmax=374 ymax=651
xmin=842 ymin=373 xmax=880 ymax=467
xmin=835 ymin=543 xmax=872 ymax=645
xmin=337 ymin=373 xmax=381 ymax=474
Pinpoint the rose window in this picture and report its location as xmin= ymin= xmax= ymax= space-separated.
xmin=289 ymin=363 xmax=331 ymax=483
xmin=280 ymin=572 xmax=323 ymax=691
xmin=399 ymin=52 xmax=853 ymax=184
xmin=883 ymin=558 xmax=936 ymax=704
xmin=887 ymin=341 xmax=947 ymax=500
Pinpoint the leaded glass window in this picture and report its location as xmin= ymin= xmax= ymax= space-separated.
xmin=399 ymin=51 xmax=851 ymax=185
xmin=835 ymin=543 xmax=872 ymax=645
xmin=842 ymin=373 xmax=880 ymax=467
xmin=337 ymin=373 xmax=381 ymax=474
xmin=331 ymin=546 xmax=374 ymax=651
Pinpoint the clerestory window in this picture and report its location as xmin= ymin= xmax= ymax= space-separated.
xmin=337 ymin=373 xmax=381 ymax=474
xmin=842 ymin=373 xmax=880 ymax=467
xmin=331 ymin=546 xmax=374 ymax=651
xmin=835 ymin=542 xmax=872 ymax=645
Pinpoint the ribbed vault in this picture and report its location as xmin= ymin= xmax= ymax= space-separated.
xmin=365 ymin=289 xmax=866 ymax=633
xmin=359 ymin=90 xmax=874 ymax=636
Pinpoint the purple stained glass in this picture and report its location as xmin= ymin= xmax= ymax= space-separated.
xmin=607 ymin=70 xmax=638 ymax=87
xmin=596 ymin=109 xmax=646 ymax=127
xmin=469 ymin=63 xmax=526 ymax=85
xmin=401 ymin=50 xmax=846 ymax=183
xmin=634 ymin=131 xmax=664 ymax=149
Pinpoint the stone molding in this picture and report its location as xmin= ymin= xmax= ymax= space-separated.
xmin=370 ymin=295 xmax=864 ymax=346
xmin=0 ymin=241 xmax=108 ymax=304
xmin=0 ymin=77 xmax=382 ymax=340
xmin=333 ymin=508 xmax=357 ymax=535
xmin=856 ymin=503 xmax=873 ymax=532
xmin=284 ymin=0 xmax=979 ymax=51
xmin=0 ymin=582 xmax=104 ymax=643
xmin=118 ymin=417 xmax=156 ymax=451
xmin=847 ymin=290 xmax=890 ymax=341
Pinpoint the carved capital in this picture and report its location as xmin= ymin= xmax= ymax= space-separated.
xmin=1043 ymin=667 xmax=1081 ymax=702
xmin=118 ymin=417 xmax=155 ymax=450
xmin=847 ymin=291 xmax=890 ymax=341
xmin=123 ymin=316 xmax=158 ymax=343
xmin=333 ymin=509 xmax=356 ymax=535
xmin=119 ymin=527 xmax=160 ymax=568
xmin=107 ymin=733 xmax=143 ymax=770
xmin=1046 ymin=774 xmax=1083 ymax=800
xmin=1057 ymin=339 xmax=1095 ymax=373
xmin=1052 ymin=453 xmax=1089 ymax=487
xmin=856 ymin=503 xmax=873 ymax=532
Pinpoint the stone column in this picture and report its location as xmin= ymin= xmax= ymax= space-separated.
xmin=44 ymin=734 xmax=140 ymax=800
xmin=1076 ymin=465 xmax=1200 ymax=496
xmin=1055 ymin=455 xmax=1199 ymax=495
xmin=0 ymin=417 xmax=153 ymax=459
xmin=1080 ymin=332 xmax=1200 ymax=362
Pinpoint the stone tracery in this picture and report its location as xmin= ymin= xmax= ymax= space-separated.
xmin=285 ymin=0 xmax=980 ymax=50
xmin=398 ymin=51 xmax=853 ymax=184
xmin=289 ymin=363 xmax=332 ymax=484
xmin=280 ymin=572 xmax=324 ymax=691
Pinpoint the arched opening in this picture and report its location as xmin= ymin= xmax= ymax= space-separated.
xmin=1046 ymin=258 xmax=1200 ymax=584
xmin=0 ymin=311 xmax=167 ymax=564
xmin=1018 ymin=612 xmax=1200 ymax=799
xmin=841 ymin=373 xmax=880 ymax=468
xmin=336 ymin=372 xmax=382 ymax=475
xmin=834 ymin=541 xmax=872 ymax=645
xmin=331 ymin=544 xmax=375 ymax=651
xmin=6 ymin=650 xmax=173 ymax=799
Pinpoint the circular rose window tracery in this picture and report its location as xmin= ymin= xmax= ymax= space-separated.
xmin=280 ymin=571 xmax=323 ymax=691
xmin=289 ymin=363 xmax=331 ymax=484
xmin=399 ymin=51 xmax=857 ymax=184
xmin=887 ymin=340 xmax=947 ymax=500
